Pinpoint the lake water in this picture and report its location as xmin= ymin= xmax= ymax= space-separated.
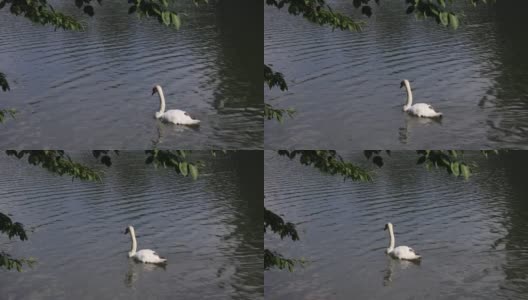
xmin=265 ymin=1 xmax=528 ymax=149
xmin=0 ymin=151 xmax=263 ymax=299
xmin=265 ymin=151 xmax=528 ymax=299
xmin=0 ymin=1 xmax=262 ymax=149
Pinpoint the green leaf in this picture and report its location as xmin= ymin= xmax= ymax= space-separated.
xmin=189 ymin=164 xmax=198 ymax=180
xmin=439 ymin=12 xmax=449 ymax=26
xmin=170 ymin=13 xmax=181 ymax=29
xmin=460 ymin=164 xmax=470 ymax=179
xmin=450 ymin=162 xmax=460 ymax=176
xmin=179 ymin=162 xmax=188 ymax=176
xmin=448 ymin=13 xmax=459 ymax=29
xmin=161 ymin=11 xmax=171 ymax=26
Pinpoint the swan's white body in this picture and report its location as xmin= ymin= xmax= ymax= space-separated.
xmin=401 ymin=80 xmax=442 ymax=118
xmin=125 ymin=225 xmax=167 ymax=264
xmin=384 ymin=222 xmax=421 ymax=261
xmin=152 ymin=85 xmax=200 ymax=125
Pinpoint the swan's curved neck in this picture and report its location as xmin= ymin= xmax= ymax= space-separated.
xmin=128 ymin=227 xmax=137 ymax=257
xmin=156 ymin=86 xmax=166 ymax=114
xmin=387 ymin=225 xmax=395 ymax=253
xmin=403 ymin=81 xmax=413 ymax=110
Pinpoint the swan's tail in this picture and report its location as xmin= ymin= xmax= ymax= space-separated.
xmin=156 ymin=257 xmax=167 ymax=263
xmin=188 ymin=119 xmax=200 ymax=125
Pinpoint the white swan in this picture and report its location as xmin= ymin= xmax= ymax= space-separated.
xmin=400 ymin=79 xmax=442 ymax=118
xmin=384 ymin=222 xmax=421 ymax=260
xmin=152 ymin=85 xmax=200 ymax=125
xmin=124 ymin=225 xmax=167 ymax=264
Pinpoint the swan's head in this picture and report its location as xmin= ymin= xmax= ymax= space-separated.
xmin=124 ymin=225 xmax=134 ymax=235
xmin=384 ymin=222 xmax=393 ymax=231
xmin=152 ymin=85 xmax=161 ymax=95
xmin=400 ymin=80 xmax=409 ymax=89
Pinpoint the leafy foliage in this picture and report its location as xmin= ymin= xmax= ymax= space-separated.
xmin=5 ymin=150 xmax=103 ymax=182
xmin=0 ymin=72 xmax=9 ymax=92
xmin=364 ymin=150 xmax=391 ymax=167
xmin=277 ymin=150 xmax=372 ymax=181
xmin=0 ymin=213 xmax=27 ymax=241
xmin=264 ymin=208 xmax=301 ymax=271
xmin=1 ymin=0 xmax=85 ymax=30
xmin=0 ymin=213 xmax=34 ymax=271
xmin=0 ymin=72 xmax=15 ymax=123
xmin=266 ymin=0 xmax=364 ymax=31
xmin=363 ymin=150 xmax=499 ymax=179
xmin=264 ymin=249 xmax=298 ymax=272
xmin=0 ymin=252 xmax=35 ymax=272
xmin=264 ymin=103 xmax=295 ymax=123
xmin=126 ymin=0 xmax=209 ymax=29
xmin=264 ymin=65 xmax=287 ymax=91
xmin=0 ymin=108 xmax=16 ymax=123
xmin=415 ymin=150 xmax=498 ymax=179
xmin=0 ymin=0 xmax=209 ymax=30
xmin=92 ymin=150 xmax=119 ymax=167
xmin=264 ymin=65 xmax=295 ymax=121
xmin=264 ymin=207 xmax=298 ymax=240
xmin=144 ymin=150 xmax=201 ymax=180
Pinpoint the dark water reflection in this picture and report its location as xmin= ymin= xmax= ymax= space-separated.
xmin=0 ymin=1 xmax=262 ymax=149
xmin=265 ymin=1 xmax=528 ymax=148
xmin=265 ymin=151 xmax=528 ymax=299
xmin=0 ymin=151 xmax=263 ymax=299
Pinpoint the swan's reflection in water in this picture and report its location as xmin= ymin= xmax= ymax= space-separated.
xmin=398 ymin=114 xmax=443 ymax=144
xmin=383 ymin=257 xmax=421 ymax=286
xmin=124 ymin=259 xmax=167 ymax=288
xmin=151 ymin=122 xmax=200 ymax=147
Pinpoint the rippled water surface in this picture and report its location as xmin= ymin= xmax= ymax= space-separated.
xmin=265 ymin=151 xmax=528 ymax=299
xmin=0 ymin=152 xmax=262 ymax=299
xmin=265 ymin=1 xmax=528 ymax=148
xmin=0 ymin=2 xmax=262 ymax=148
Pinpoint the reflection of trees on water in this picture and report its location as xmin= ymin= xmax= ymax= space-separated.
xmin=484 ymin=152 xmax=528 ymax=296
xmin=479 ymin=1 xmax=528 ymax=144
xmin=212 ymin=0 xmax=262 ymax=110
xmin=201 ymin=151 xmax=263 ymax=299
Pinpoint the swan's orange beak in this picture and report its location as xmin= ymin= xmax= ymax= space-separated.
xmin=152 ymin=87 xmax=157 ymax=95
xmin=400 ymin=81 xmax=405 ymax=89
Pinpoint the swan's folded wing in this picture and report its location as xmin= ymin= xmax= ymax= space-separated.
xmin=408 ymin=247 xmax=419 ymax=255
xmin=152 ymin=251 xmax=164 ymax=258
